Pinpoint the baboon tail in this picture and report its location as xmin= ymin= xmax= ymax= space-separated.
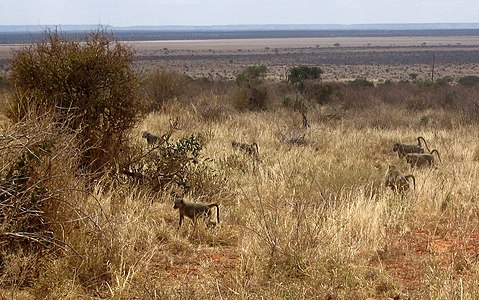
xmin=418 ymin=136 xmax=430 ymax=152
xmin=208 ymin=203 xmax=220 ymax=224
xmin=431 ymin=149 xmax=442 ymax=163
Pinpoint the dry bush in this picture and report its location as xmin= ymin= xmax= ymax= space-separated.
xmin=231 ymin=84 xmax=271 ymax=111
xmin=0 ymin=115 xmax=87 ymax=289
xmin=143 ymin=68 xmax=190 ymax=111
xmin=190 ymin=93 xmax=235 ymax=123
xmin=304 ymin=81 xmax=341 ymax=105
xmin=8 ymin=28 xmax=146 ymax=172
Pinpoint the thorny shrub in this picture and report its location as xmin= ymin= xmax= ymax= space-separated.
xmin=8 ymin=28 xmax=146 ymax=172
xmin=0 ymin=115 xmax=86 ymax=284
xmin=122 ymin=132 xmax=223 ymax=195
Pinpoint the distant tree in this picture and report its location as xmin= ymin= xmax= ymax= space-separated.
xmin=234 ymin=65 xmax=269 ymax=110
xmin=236 ymin=65 xmax=268 ymax=87
xmin=287 ymin=65 xmax=323 ymax=93
xmin=334 ymin=42 xmax=341 ymax=47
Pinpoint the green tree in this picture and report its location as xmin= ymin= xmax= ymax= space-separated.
xmin=233 ymin=65 xmax=270 ymax=110
xmin=9 ymin=28 xmax=146 ymax=171
xmin=287 ymin=65 xmax=323 ymax=93
xmin=236 ymin=65 xmax=268 ymax=87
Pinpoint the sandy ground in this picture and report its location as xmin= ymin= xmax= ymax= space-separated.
xmin=126 ymin=36 xmax=479 ymax=51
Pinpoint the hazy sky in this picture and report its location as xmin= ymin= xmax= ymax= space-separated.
xmin=1 ymin=0 xmax=478 ymax=26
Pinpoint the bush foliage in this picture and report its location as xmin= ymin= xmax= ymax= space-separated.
xmin=287 ymin=65 xmax=323 ymax=93
xmin=144 ymin=68 xmax=190 ymax=111
xmin=9 ymin=29 xmax=146 ymax=171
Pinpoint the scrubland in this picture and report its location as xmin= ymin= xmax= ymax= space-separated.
xmin=1 ymin=33 xmax=479 ymax=300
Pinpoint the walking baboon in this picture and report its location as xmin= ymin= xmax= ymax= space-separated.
xmin=384 ymin=165 xmax=416 ymax=193
xmin=142 ymin=131 xmax=171 ymax=146
xmin=393 ymin=136 xmax=430 ymax=158
xmin=142 ymin=131 xmax=160 ymax=145
xmin=173 ymin=198 xmax=220 ymax=227
xmin=232 ymin=141 xmax=260 ymax=161
xmin=405 ymin=149 xmax=441 ymax=168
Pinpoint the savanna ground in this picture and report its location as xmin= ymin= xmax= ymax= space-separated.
xmin=0 ymin=33 xmax=479 ymax=299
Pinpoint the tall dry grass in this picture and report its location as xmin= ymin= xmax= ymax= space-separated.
xmin=1 ymin=78 xmax=479 ymax=299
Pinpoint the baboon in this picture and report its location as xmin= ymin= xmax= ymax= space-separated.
xmin=393 ymin=136 xmax=430 ymax=158
xmin=301 ymin=112 xmax=310 ymax=129
xmin=232 ymin=141 xmax=260 ymax=161
xmin=384 ymin=165 xmax=416 ymax=193
xmin=142 ymin=131 xmax=171 ymax=146
xmin=142 ymin=131 xmax=160 ymax=145
xmin=405 ymin=149 xmax=441 ymax=168
xmin=173 ymin=198 xmax=220 ymax=227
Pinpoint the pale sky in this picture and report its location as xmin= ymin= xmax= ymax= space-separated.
xmin=1 ymin=0 xmax=478 ymax=26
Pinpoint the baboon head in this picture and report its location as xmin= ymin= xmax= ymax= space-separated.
xmin=392 ymin=143 xmax=400 ymax=152
xmin=173 ymin=198 xmax=184 ymax=209
xmin=142 ymin=131 xmax=149 ymax=138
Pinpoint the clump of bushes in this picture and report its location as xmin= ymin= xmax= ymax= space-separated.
xmin=233 ymin=65 xmax=270 ymax=110
xmin=8 ymin=28 xmax=146 ymax=172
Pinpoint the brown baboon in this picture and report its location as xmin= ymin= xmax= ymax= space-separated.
xmin=301 ymin=112 xmax=310 ymax=129
xmin=142 ymin=131 xmax=171 ymax=146
xmin=142 ymin=119 xmax=180 ymax=146
xmin=393 ymin=136 xmax=430 ymax=158
xmin=232 ymin=141 xmax=260 ymax=161
xmin=405 ymin=149 xmax=441 ymax=168
xmin=142 ymin=131 xmax=160 ymax=145
xmin=173 ymin=198 xmax=220 ymax=227
xmin=384 ymin=165 xmax=416 ymax=193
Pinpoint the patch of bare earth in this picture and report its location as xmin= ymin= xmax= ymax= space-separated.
xmin=150 ymin=246 xmax=239 ymax=283
xmin=375 ymin=214 xmax=479 ymax=296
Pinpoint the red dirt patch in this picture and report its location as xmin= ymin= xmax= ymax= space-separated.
xmin=150 ymin=246 xmax=239 ymax=282
xmin=375 ymin=215 xmax=479 ymax=296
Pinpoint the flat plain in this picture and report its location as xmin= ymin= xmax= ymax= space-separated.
xmin=127 ymin=35 xmax=479 ymax=82
xmin=2 ymin=35 xmax=479 ymax=82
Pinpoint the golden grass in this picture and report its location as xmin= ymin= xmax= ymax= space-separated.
xmin=2 ymin=93 xmax=479 ymax=299
xmin=105 ymin=103 xmax=479 ymax=299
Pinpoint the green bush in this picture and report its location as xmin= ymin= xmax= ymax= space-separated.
xmin=234 ymin=65 xmax=270 ymax=110
xmin=236 ymin=65 xmax=268 ymax=86
xmin=458 ymin=75 xmax=479 ymax=86
xmin=122 ymin=133 xmax=206 ymax=191
xmin=8 ymin=29 xmax=146 ymax=171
